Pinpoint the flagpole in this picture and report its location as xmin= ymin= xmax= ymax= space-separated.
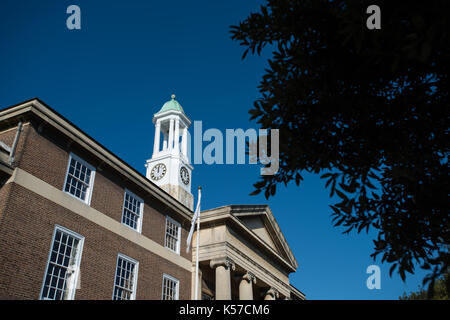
xmin=194 ymin=186 xmax=201 ymax=300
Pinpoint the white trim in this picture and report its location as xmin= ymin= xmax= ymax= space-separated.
xmin=153 ymin=111 xmax=191 ymax=127
xmin=161 ymin=273 xmax=179 ymax=300
xmin=63 ymin=152 xmax=96 ymax=205
xmin=121 ymin=189 xmax=144 ymax=234
xmin=165 ymin=216 xmax=181 ymax=255
xmin=112 ymin=253 xmax=139 ymax=300
xmin=39 ymin=225 xmax=85 ymax=300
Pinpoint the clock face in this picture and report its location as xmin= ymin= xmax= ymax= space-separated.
xmin=150 ymin=163 xmax=166 ymax=181
xmin=180 ymin=166 xmax=190 ymax=185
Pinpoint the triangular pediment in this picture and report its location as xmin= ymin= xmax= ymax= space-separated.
xmin=237 ymin=215 xmax=279 ymax=251
xmin=229 ymin=205 xmax=298 ymax=269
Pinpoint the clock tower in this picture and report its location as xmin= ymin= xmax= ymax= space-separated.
xmin=145 ymin=94 xmax=193 ymax=210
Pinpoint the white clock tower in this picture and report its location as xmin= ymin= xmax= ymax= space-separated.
xmin=145 ymin=94 xmax=193 ymax=210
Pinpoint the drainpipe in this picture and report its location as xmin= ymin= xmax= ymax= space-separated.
xmin=9 ymin=122 xmax=23 ymax=165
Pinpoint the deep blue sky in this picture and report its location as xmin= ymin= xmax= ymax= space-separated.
xmin=0 ymin=0 xmax=428 ymax=299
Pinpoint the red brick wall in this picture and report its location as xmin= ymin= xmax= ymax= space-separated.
xmin=9 ymin=123 xmax=191 ymax=256
xmin=0 ymin=122 xmax=193 ymax=299
xmin=0 ymin=183 xmax=191 ymax=300
xmin=0 ymin=126 xmax=19 ymax=146
xmin=15 ymin=124 xmax=68 ymax=190
xmin=0 ymin=123 xmax=30 ymax=167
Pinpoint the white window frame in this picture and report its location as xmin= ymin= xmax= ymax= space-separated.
xmin=39 ymin=225 xmax=85 ymax=300
xmin=121 ymin=189 xmax=144 ymax=233
xmin=164 ymin=216 xmax=181 ymax=254
xmin=161 ymin=273 xmax=179 ymax=300
xmin=112 ymin=253 xmax=139 ymax=300
xmin=63 ymin=152 xmax=96 ymax=205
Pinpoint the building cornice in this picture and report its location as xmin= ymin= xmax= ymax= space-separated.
xmin=200 ymin=206 xmax=297 ymax=273
xmin=153 ymin=109 xmax=191 ymax=127
xmin=231 ymin=205 xmax=298 ymax=269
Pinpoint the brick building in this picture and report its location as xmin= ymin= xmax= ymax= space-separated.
xmin=0 ymin=97 xmax=193 ymax=300
xmin=0 ymin=97 xmax=304 ymax=300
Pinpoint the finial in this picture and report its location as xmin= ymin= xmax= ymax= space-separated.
xmin=171 ymin=94 xmax=176 ymax=100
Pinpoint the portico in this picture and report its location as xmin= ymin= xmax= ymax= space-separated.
xmin=191 ymin=205 xmax=305 ymax=300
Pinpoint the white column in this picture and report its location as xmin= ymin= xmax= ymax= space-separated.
xmin=264 ymin=287 xmax=279 ymax=300
xmin=239 ymin=272 xmax=256 ymax=300
xmin=163 ymin=133 xmax=168 ymax=150
xmin=174 ymin=118 xmax=180 ymax=154
xmin=210 ymin=258 xmax=235 ymax=300
xmin=153 ymin=120 xmax=161 ymax=156
xmin=181 ymin=127 xmax=188 ymax=158
xmin=168 ymin=118 xmax=174 ymax=150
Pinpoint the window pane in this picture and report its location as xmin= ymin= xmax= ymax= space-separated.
xmin=165 ymin=219 xmax=179 ymax=252
xmin=41 ymin=228 xmax=82 ymax=300
xmin=113 ymin=256 xmax=137 ymax=300
xmin=121 ymin=192 xmax=142 ymax=231
xmin=64 ymin=156 xmax=93 ymax=203
xmin=162 ymin=276 xmax=178 ymax=300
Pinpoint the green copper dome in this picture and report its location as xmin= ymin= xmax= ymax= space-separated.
xmin=157 ymin=94 xmax=184 ymax=114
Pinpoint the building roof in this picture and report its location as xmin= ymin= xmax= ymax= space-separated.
xmin=289 ymin=283 xmax=306 ymax=300
xmin=201 ymin=204 xmax=299 ymax=273
xmin=156 ymin=94 xmax=184 ymax=114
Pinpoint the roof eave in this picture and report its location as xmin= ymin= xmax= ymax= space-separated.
xmin=152 ymin=109 xmax=191 ymax=126
xmin=222 ymin=204 xmax=299 ymax=269
xmin=201 ymin=206 xmax=298 ymax=273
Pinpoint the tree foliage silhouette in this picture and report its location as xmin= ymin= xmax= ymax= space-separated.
xmin=399 ymin=272 xmax=449 ymax=300
xmin=231 ymin=0 xmax=449 ymax=290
